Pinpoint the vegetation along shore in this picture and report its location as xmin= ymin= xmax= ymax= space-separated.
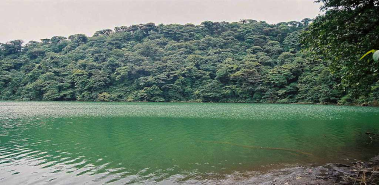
xmin=1 ymin=0 xmax=378 ymax=106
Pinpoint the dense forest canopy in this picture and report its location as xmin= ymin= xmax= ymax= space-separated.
xmin=302 ymin=0 xmax=379 ymax=104
xmin=0 ymin=17 xmax=377 ymax=104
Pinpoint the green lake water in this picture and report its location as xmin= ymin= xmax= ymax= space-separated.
xmin=1 ymin=102 xmax=379 ymax=184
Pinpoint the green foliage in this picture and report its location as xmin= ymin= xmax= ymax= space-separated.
xmin=0 ymin=19 xmax=372 ymax=104
xmin=301 ymin=0 xmax=379 ymax=101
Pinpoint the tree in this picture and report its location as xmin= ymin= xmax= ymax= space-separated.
xmin=0 ymin=40 xmax=23 ymax=55
xmin=0 ymin=19 xmax=361 ymax=104
xmin=68 ymin=34 xmax=88 ymax=45
xmin=301 ymin=0 xmax=379 ymax=99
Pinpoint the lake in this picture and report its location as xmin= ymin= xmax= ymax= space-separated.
xmin=1 ymin=102 xmax=379 ymax=184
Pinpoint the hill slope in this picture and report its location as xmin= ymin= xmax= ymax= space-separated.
xmin=0 ymin=20 xmax=349 ymax=103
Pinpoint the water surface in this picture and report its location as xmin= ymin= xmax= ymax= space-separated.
xmin=1 ymin=102 xmax=379 ymax=184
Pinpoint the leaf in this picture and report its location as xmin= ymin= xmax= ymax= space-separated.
xmin=359 ymin=49 xmax=376 ymax=60
xmin=373 ymin=50 xmax=379 ymax=62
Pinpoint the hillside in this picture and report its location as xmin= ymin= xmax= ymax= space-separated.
xmin=0 ymin=19 xmax=356 ymax=103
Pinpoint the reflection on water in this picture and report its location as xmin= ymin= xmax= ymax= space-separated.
xmin=1 ymin=102 xmax=379 ymax=184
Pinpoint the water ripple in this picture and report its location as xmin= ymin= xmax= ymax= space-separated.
xmin=1 ymin=102 xmax=379 ymax=184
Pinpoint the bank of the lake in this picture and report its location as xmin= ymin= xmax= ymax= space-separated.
xmin=1 ymin=102 xmax=378 ymax=184
xmin=240 ymin=154 xmax=379 ymax=184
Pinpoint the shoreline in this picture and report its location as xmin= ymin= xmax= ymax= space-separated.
xmin=236 ymin=155 xmax=379 ymax=184
xmin=1 ymin=100 xmax=378 ymax=107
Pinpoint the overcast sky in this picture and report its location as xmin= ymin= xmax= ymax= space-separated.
xmin=0 ymin=0 xmax=322 ymax=43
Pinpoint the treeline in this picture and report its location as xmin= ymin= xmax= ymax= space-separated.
xmin=0 ymin=19 xmax=376 ymax=104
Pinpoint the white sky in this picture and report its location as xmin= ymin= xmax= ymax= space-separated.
xmin=0 ymin=0 xmax=322 ymax=43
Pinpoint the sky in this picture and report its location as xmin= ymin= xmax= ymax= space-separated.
xmin=0 ymin=0 xmax=322 ymax=43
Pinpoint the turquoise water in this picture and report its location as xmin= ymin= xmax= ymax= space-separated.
xmin=0 ymin=102 xmax=379 ymax=184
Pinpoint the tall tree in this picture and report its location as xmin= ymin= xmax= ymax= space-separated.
xmin=301 ymin=0 xmax=379 ymax=98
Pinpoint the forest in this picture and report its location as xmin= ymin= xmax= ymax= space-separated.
xmin=0 ymin=1 xmax=378 ymax=105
